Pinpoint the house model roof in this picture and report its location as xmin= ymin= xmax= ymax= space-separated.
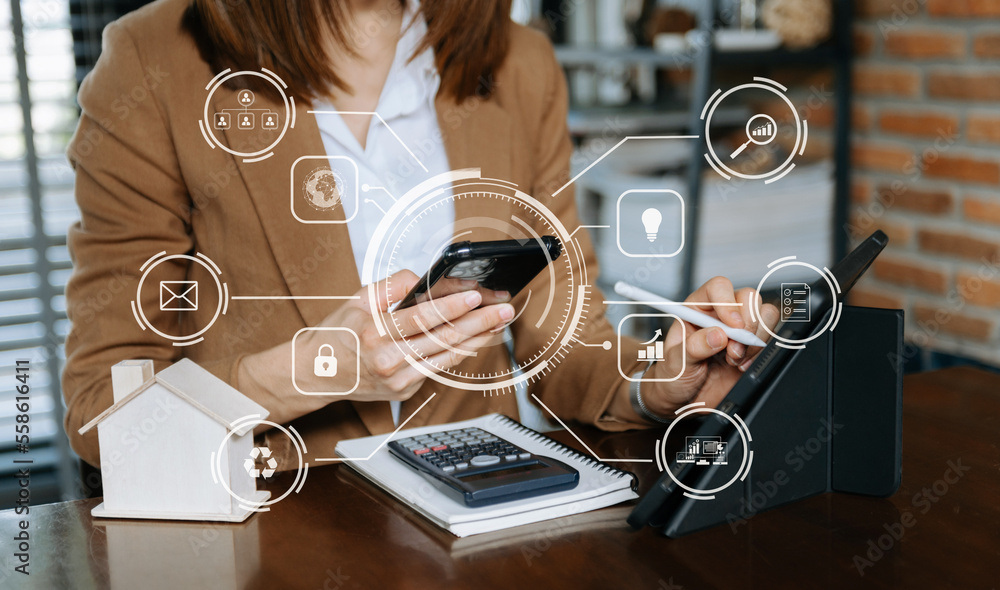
xmin=79 ymin=358 xmax=269 ymax=437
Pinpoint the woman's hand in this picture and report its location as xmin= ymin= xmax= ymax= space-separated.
xmin=639 ymin=276 xmax=780 ymax=419
xmin=298 ymin=270 xmax=514 ymax=402
xmin=238 ymin=270 xmax=514 ymax=424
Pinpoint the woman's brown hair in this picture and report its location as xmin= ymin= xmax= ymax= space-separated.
xmin=184 ymin=0 xmax=512 ymax=103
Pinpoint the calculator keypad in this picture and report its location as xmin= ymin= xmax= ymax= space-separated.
xmin=393 ymin=427 xmax=531 ymax=473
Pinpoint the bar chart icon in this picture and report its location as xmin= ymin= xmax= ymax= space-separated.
xmin=637 ymin=340 xmax=665 ymax=361
xmin=618 ymin=313 xmax=684 ymax=383
xmin=752 ymin=122 xmax=773 ymax=137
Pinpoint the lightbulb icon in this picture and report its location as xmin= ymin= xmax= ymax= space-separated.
xmin=641 ymin=208 xmax=662 ymax=242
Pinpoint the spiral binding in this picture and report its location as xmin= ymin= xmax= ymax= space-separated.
xmin=489 ymin=414 xmax=639 ymax=492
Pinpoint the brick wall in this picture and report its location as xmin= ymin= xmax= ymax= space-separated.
xmin=850 ymin=0 xmax=1000 ymax=367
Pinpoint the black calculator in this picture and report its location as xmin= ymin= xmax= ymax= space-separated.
xmin=387 ymin=427 xmax=579 ymax=507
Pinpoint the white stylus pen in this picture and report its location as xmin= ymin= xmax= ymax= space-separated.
xmin=614 ymin=281 xmax=768 ymax=348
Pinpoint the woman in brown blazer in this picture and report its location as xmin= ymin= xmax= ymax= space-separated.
xmin=63 ymin=0 xmax=778 ymax=468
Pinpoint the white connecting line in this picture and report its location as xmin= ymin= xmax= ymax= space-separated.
xmin=552 ymin=135 xmax=698 ymax=197
xmin=231 ymin=296 xmax=361 ymax=300
xmin=309 ymin=110 xmax=428 ymax=173
xmin=531 ymin=394 xmax=653 ymax=464
xmin=603 ymin=300 xmax=742 ymax=307
xmin=314 ymin=393 xmax=437 ymax=461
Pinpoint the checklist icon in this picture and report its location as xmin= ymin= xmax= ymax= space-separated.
xmin=780 ymin=283 xmax=810 ymax=322
xmin=159 ymin=281 xmax=199 ymax=311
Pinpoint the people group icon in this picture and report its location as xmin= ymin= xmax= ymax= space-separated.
xmin=212 ymin=90 xmax=279 ymax=133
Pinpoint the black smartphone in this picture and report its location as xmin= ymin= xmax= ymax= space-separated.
xmin=395 ymin=237 xmax=562 ymax=310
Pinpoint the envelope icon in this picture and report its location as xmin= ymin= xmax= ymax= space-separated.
xmin=159 ymin=281 xmax=198 ymax=311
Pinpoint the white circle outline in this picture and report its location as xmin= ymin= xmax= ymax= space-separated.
xmin=704 ymin=82 xmax=802 ymax=180
xmin=752 ymin=260 xmax=839 ymax=345
xmin=361 ymin=170 xmax=587 ymax=392
xmin=661 ymin=407 xmax=751 ymax=496
xmin=212 ymin=418 xmax=305 ymax=509
xmin=134 ymin=253 xmax=226 ymax=342
xmin=203 ymin=70 xmax=290 ymax=158
xmin=381 ymin=192 xmax=574 ymax=387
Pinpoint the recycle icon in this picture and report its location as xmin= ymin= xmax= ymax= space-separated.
xmin=244 ymin=446 xmax=278 ymax=479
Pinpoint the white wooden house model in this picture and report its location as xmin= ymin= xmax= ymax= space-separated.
xmin=79 ymin=358 xmax=271 ymax=522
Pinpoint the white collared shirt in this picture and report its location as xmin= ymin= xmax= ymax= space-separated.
xmin=312 ymin=1 xmax=452 ymax=425
xmin=312 ymin=0 xmax=453 ymax=285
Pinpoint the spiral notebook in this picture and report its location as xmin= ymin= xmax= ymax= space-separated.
xmin=334 ymin=413 xmax=639 ymax=537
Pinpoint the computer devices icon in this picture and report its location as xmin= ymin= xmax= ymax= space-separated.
xmin=676 ymin=436 xmax=728 ymax=466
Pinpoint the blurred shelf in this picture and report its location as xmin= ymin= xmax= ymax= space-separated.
xmin=568 ymin=104 xmax=750 ymax=136
xmin=555 ymin=46 xmax=694 ymax=68
xmin=715 ymin=45 xmax=841 ymax=66
xmin=554 ymin=0 xmax=852 ymax=295
xmin=556 ymin=43 xmax=841 ymax=70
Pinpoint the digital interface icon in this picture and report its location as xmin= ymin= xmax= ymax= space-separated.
xmin=237 ymin=113 xmax=254 ymax=130
xmin=362 ymin=168 xmax=589 ymax=394
xmin=780 ymin=282 xmax=811 ymax=322
xmin=200 ymin=70 xmax=294 ymax=162
xmin=214 ymin=417 xmax=308 ymax=513
xmin=290 ymin=156 xmax=360 ymax=223
xmin=244 ymin=447 xmax=277 ymax=479
xmin=313 ymin=344 xmax=338 ymax=378
xmin=159 ymin=280 xmax=198 ymax=311
xmin=214 ymin=112 xmax=231 ymax=130
xmin=132 ymin=252 xmax=229 ymax=347
xmin=292 ymin=327 xmax=360 ymax=395
xmin=640 ymin=208 xmax=662 ymax=243
xmin=303 ymin=167 xmax=344 ymax=211
xmin=702 ymin=76 xmax=807 ymax=183
xmin=618 ymin=314 xmax=684 ymax=382
xmin=616 ymin=189 xmax=685 ymax=258
xmin=729 ymin=113 xmax=778 ymax=159
xmin=676 ymin=436 xmax=728 ymax=466
xmin=637 ymin=330 xmax=666 ymax=362
xmin=655 ymin=403 xmax=753 ymax=501
xmin=751 ymin=256 xmax=841 ymax=349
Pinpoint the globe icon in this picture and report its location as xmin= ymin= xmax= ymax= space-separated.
xmin=303 ymin=167 xmax=344 ymax=211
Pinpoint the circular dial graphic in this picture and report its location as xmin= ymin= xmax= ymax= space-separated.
xmin=363 ymin=169 xmax=590 ymax=393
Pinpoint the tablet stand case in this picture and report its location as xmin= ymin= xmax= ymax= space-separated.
xmin=649 ymin=305 xmax=903 ymax=537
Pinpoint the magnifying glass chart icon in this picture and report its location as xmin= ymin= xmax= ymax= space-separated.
xmin=730 ymin=113 xmax=778 ymax=159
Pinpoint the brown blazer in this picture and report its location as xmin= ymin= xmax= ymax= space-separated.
xmin=63 ymin=0 xmax=645 ymax=469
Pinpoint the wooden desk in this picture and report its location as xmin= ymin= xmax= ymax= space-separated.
xmin=3 ymin=367 xmax=999 ymax=589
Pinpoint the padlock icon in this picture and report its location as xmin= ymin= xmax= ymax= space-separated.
xmin=313 ymin=344 xmax=338 ymax=377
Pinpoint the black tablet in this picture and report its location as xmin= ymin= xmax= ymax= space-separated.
xmin=627 ymin=230 xmax=889 ymax=532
